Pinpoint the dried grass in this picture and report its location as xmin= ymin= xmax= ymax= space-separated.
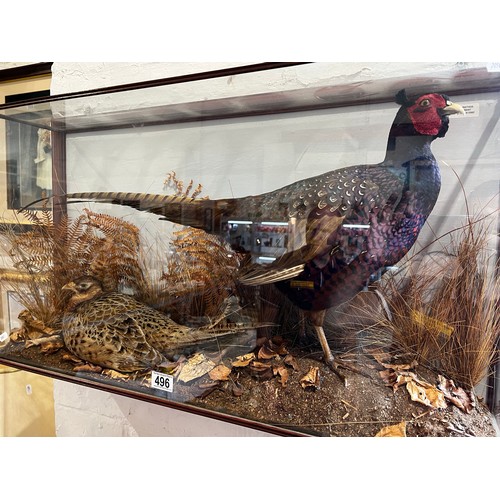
xmin=379 ymin=216 xmax=499 ymax=388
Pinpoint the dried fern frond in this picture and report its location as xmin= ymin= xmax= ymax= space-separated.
xmin=2 ymin=206 xmax=148 ymax=327
xmin=164 ymin=170 xmax=206 ymax=199
xmin=161 ymin=226 xmax=241 ymax=321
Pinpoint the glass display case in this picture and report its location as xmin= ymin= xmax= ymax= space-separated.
xmin=0 ymin=63 xmax=498 ymax=436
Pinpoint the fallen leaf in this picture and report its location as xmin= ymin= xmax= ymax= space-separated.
xmin=177 ymin=353 xmax=215 ymax=383
xmin=273 ymin=366 xmax=289 ymax=387
xmin=380 ymin=369 xmax=415 ymax=390
xmin=437 ymin=375 xmax=474 ymax=413
xmin=370 ymin=348 xmax=418 ymax=371
xmin=232 ymin=352 xmax=255 ymax=367
xmin=300 ymin=366 xmax=320 ymax=390
xmin=406 ymin=379 xmax=447 ymax=409
xmin=232 ymin=381 xmax=244 ymax=397
xmin=62 ymin=353 xmax=84 ymax=364
xmin=375 ymin=421 xmax=407 ymax=437
xmin=25 ymin=334 xmax=62 ymax=349
xmin=383 ymin=360 xmax=418 ymax=371
xmin=197 ymin=381 xmax=220 ymax=398
xmin=395 ymin=372 xmax=418 ymax=390
xmin=39 ymin=338 xmax=65 ymax=353
xmin=249 ymin=360 xmax=273 ymax=379
xmin=269 ymin=336 xmax=288 ymax=355
xmin=284 ymin=354 xmax=299 ymax=371
xmin=368 ymin=348 xmax=392 ymax=365
xmin=379 ymin=369 xmax=398 ymax=386
xmin=9 ymin=327 xmax=25 ymax=342
xmin=73 ymin=364 xmax=103 ymax=373
xmin=102 ymin=369 xmax=130 ymax=379
xmin=258 ymin=344 xmax=279 ymax=360
xmin=209 ymin=364 xmax=232 ymax=381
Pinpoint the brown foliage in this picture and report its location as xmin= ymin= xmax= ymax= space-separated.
xmin=164 ymin=171 xmax=206 ymax=200
xmin=4 ymin=206 xmax=147 ymax=326
xmin=379 ymin=217 xmax=499 ymax=388
xmin=161 ymin=226 xmax=241 ymax=320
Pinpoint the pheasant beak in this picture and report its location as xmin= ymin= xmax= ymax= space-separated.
xmin=442 ymin=100 xmax=465 ymax=116
xmin=62 ymin=281 xmax=76 ymax=292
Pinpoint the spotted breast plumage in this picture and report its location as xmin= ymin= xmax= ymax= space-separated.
xmin=49 ymin=90 xmax=463 ymax=374
xmin=61 ymin=276 xmax=255 ymax=372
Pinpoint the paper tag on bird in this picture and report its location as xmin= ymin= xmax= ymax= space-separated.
xmin=411 ymin=310 xmax=454 ymax=337
xmin=151 ymin=371 xmax=174 ymax=393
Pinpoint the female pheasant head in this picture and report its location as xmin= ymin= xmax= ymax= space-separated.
xmin=62 ymin=276 xmax=105 ymax=310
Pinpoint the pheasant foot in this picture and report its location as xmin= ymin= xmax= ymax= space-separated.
xmin=312 ymin=323 xmax=347 ymax=386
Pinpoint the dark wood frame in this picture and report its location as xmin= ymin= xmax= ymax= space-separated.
xmin=0 ymin=62 xmax=52 ymax=82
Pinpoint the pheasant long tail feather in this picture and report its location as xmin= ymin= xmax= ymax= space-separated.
xmin=59 ymin=192 xmax=233 ymax=232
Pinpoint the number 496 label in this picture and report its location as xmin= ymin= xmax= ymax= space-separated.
xmin=151 ymin=371 xmax=173 ymax=393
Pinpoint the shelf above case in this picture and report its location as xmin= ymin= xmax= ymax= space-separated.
xmin=1 ymin=63 xmax=500 ymax=133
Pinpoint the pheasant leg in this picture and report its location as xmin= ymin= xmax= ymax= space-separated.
xmin=312 ymin=324 xmax=346 ymax=385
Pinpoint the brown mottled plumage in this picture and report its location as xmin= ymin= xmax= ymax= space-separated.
xmin=61 ymin=276 xmax=255 ymax=372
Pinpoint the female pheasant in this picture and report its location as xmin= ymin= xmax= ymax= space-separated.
xmin=54 ymin=90 xmax=465 ymax=374
xmin=61 ymin=276 xmax=257 ymax=372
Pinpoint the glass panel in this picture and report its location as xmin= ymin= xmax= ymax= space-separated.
xmin=0 ymin=65 xmax=498 ymax=436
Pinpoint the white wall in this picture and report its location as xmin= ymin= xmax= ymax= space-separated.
xmin=50 ymin=62 xmax=496 ymax=436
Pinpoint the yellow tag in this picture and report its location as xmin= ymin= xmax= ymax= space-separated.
xmin=290 ymin=280 xmax=315 ymax=289
xmin=411 ymin=310 xmax=454 ymax=337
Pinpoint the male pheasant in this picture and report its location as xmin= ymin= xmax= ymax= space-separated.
xmin=51 ymin=90 xmax=464 ymax=373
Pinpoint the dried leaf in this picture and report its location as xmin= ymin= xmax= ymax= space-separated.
xmin=369 ymin=348 xmax=392 ymax=365
xmin=197 ymin=381 xmax=220 ymax=398
xmin=232 ymin=381 xmax=244 ymax=397
xmin=383 ymin=360 xmax=418 ymax=371
xmin=258 ymin=344 xmax=280 ymax=360
xmin=232 ymin=352 xmax=255 ymax=367
xmin=249 ymin=360 xmax=273 ymax=379
xmin=269 ymin=336 xmax=288 ymax=355
xmin=395 ymin=372 xmax=418 ymax=390
xmin=406 ymin=379 xmax=447 ymax=409
xmin=25 ymin=334 xmax=63 ymax=349
xmin=73 ymin=364 xmax=103 ymax=373
xmin=102 ymin=369 xmax=130 ymax=379
xmin=380 ymin=369 xmax=414 ymax=390
xmin=9 ymin=327 xmax=25 ymax=342
xmin=437 ymin=375 xmax=474 ymax=413
xmin=250 ymin=361 xmax=271 ymax=370
xmin=273 ymin=366 xmax=289 ymax=387
xmin=209 ymin=364 xmax=232 ymax=381
xmin=39 ymin=338 xmax=65 ymax=354
xmin=300 ymin=366 xmax=320 ymax=390
xmin=370 ymin=348 xmax=418 ymax=371
xmin=379 ymin=369 xmax=398 ymax=386
xmin=284 ymin=354 xmax=299 ymax=371
xmin=375 ymin=421 xmax=407 ymax=437
xmin=176 ymin=353 xmax=215 ymax=383
xmin=62 ymin=353 xmax=84 ymax=364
